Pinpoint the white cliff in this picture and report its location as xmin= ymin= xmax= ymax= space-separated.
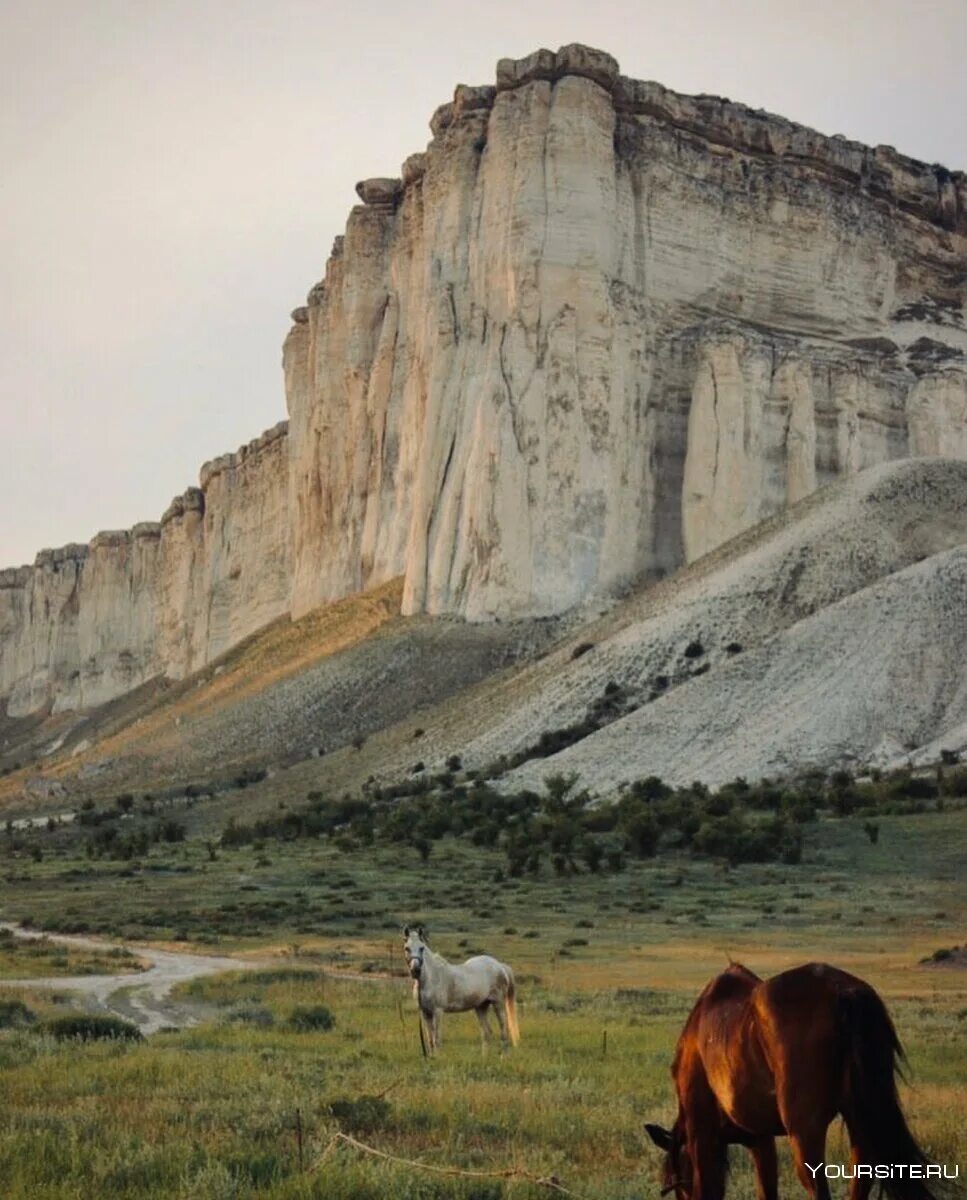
xmin=2 ymin=44 xmax=965 ymax=716
xmin=0 ymin=423 xmax=289 ymax=715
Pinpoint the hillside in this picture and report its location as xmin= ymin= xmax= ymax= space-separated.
xmin=2 ymin=456 xmax=965 ymax=818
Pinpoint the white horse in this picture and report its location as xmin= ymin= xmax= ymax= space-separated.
xmin=402 ymin=925 xmax=519 ymax=1053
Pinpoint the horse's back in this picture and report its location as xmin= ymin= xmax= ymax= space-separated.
xmin=760 ymin=961 xmax=866 ymax=1002
xmin=752 ymin=963 xmax=873 ymax=1124
xmin=755 ymin=962 xmax=869 ymax=1038
xmin=463 ymin=954 xmax=512 ymax=982
xmin=447 ymin=954 xmax=512 ymax=1004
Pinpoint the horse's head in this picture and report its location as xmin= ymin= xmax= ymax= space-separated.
xmin=645 ymin=1119 xmax=692 ymax=1200
xmin=402 ymin=925 xmax=428 ymax=980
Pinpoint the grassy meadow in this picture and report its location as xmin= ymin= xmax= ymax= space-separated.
xmin=0 ymin=927 xmax=144 ymax=980
xmin=0 ymin=790 xmax=964 ymax=1198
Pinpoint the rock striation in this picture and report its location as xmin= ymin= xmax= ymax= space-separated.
xmin=0 ymin=423 xmax=290 ymax=715
xmin=2 ymin=45 xmax=966 ymax=716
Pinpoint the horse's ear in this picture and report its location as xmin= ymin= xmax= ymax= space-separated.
xmin=644 ymin=1123 xmax=673 ymax=1151
xmin=417 ymin=924 xmax=427 ymax=941
xmin=402 ymin=925 xmax=410 ymax=936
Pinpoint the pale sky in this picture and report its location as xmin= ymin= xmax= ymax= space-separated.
xmin=2 ymin=0 xmax=964 ymax=568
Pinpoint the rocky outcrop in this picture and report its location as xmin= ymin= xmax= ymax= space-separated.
xmin=0 ymin=423 xmax=289 ymax=715
xmin=2 ymin=44 xmax=965 ymax=715
xmin=285 ymin=43 xmax=966 ymax=623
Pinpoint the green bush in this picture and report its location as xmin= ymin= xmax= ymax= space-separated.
xmin=288 ymin=1004 xmax=335 ymax=1032
xmin=328 ymin=1094 xmax=391 ymax=1133
xmin=45 ymin=1015 xmax=142 ymax=1041
xmin=889 ymin=773 xmax=938 ymax=800
xmin=224 ymin=1005 xmax=275 ymax=1028
xmin=0 ymin=999 xmax=36 ymax=1028
xmin=945 ymin=768 xmax=967 ymax=797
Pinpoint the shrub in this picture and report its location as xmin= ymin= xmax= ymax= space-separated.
xmin=629 ymin=776 xmax=672 ymax=803
xmin=889 ymin=774 xmax=938 ymax=800
xmin=693 ymin=813 xmax=801 ymax=866
xmin=920 ymin=945 xmax=962 ymax=964
xmin=45 ymin=1015 xmax=142 ymax=1041
xmin=288 ymin=1005 xmax=335 ymax=1032
xmin=580 ymin=839 xmax=604 ymax=873
xmin=328 ymin=1095 xmax=391 ymax=1133
xmin=621 ymin=809 xmax=660 ymax=858
xmin=249 ymin=969 xmax=321 ymax=986
xmin=684 ymin=640 xmax=705 ymax=659
xmin=605 ymin=845 xmax=625 ymax=872
xmin=0 ymin=999 xmax=36 ymax=1028
xmin=224 ymin=1005 xmax=275 ymax=1028
xmin=830 ymin=785 xmax=862 ymax=816
xmin=234 ymin=767 xmax=268 ymax=789
xmin=158 ymin=819 xmax=186 ymax=844
xmin=944 ymin=768 xmax=967 ymax=797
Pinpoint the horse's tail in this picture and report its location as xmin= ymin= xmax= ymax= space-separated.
xmin=504 ymin=969 xmax=520 ymax=1047
xmin=839 ymin=987 xmax=940 ymax=1200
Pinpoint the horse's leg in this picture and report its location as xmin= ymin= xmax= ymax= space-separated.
xmin=787 ymin=1124 xmax=832 ymax=1200
xmin=475 ymin=1003 xmax=494 ymax=1051
xmin=420 ymin=1008 xmax=433 ymax=1055
xmin=689 ymin=1129 xmax=728 ymax=1200
xmin=679 ymin=1053 xmax=727 ymax=1200
xmin=748 ymin=1137 xmax=778 ymax=1200
xmin=769 ymin=1027 xmax=836 ymax=1200
xmin=844 ymin=1125 xmax=873 ymax=1200
xmin=431 ymin=1010 xmax=442 ymax=1052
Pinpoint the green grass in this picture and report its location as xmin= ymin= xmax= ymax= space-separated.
xmin=0 ymin=803 xmax=963 ymax=961
xmin=0 ymin=801 xmax=963 ymax=1198
xmin=0 ymin=928 xmax=144 ymax=979
xmin=0 ymin=955 xmax=963 ymax=1200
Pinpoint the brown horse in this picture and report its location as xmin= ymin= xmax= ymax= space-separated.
xmin=646 ymin=962 xmax=940 ymax=1200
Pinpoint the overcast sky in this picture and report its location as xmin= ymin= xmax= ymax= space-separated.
xmin=2 ymin=0 xmax=964 ymax=568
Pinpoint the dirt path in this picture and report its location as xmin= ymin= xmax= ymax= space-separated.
xmin=0 ymin=923 xmax=263 ymax=1034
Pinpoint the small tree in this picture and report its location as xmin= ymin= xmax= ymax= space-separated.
xmin=580 ymin=838 xmax=605 ymax=874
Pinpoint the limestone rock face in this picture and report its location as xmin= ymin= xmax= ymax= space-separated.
xmin=0 ymin=423 xmax=290 ymax=715
xmin=284 ymin=45 xmax=966 ymax=622
xmin=2 ymin=44 xmax=966 ymax=715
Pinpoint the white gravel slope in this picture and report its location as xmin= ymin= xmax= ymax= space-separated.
xmin=452 ymin=458 xmax=967 ymax=790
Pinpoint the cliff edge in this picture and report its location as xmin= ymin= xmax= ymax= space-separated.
xmin=2 ymin=44 xmax=965 ymax=717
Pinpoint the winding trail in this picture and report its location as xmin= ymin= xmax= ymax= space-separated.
xmin=0 ymin=923 xmax=263 ymax=1034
